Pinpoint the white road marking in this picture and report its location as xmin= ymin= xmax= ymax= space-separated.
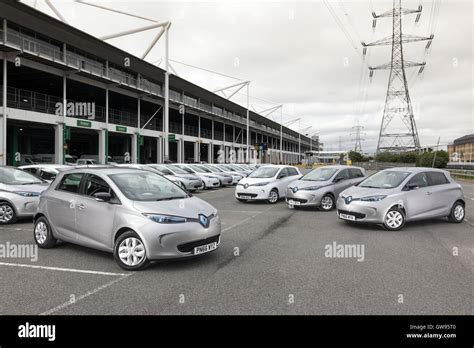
xmin=0 ymin=227 xmax=31 ymax=232
xmin=464 ymin=219 xmax=474 ymax=227
xmin=0 ymin=262 xmax=128 ymax=277
xmin=222 ymin=206 xmax=274 ymax=232
xmin=40 ymin=273 xmax=132 ymax=315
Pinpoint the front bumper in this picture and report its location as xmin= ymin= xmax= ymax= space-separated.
xmin=183 ymin=179 xmax=204 ymax=191
xmin=335 ymin=197 xmax=385 ymax=223
xmin=202 ymin=177 xmax=220 ymax=188
xmin=235 ymin=185 xmax=271 ymax=200
xmin=141 ymin=214 xmax=222 ymax=260
xmin=4 ymin=195 xmax=41 ymax=217
xmin=285 ymin=189 xmax=325 ymax=206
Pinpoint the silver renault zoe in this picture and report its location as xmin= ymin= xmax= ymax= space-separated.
xmin=34 ymin=168 xmax=221 ymax=270
xmin=336 ymin=167 xmax=466 ymax=231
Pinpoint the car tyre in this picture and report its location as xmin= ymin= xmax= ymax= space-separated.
xmin=383 ymin=207 xmax=406 ymax=231
xmin=0 ymin=202 xmax=17 ymax=224
xmin=267 ymin=188 xmax=279 ymax=204
xmin=114 ymin=231 xmax=150 ymax=271
xmin=34 ymin=216 xmax=57 ymax=248
xmin=448 ymin=201 xmax=465 ymax=223
xmin=319 ymin=194 xmax=334 ymax=211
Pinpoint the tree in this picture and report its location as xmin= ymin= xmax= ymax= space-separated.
xmin=416 ymin=150 xmax=449 ymax=168
xmin=348 ymin=150 xmax=363 ymax=162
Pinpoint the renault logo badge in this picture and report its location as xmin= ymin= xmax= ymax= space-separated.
xmin=244 ymin=183 xmax=249 ymax=189
xmin=293 ymin=187 xmax=298 ymax=193
xmin=199 ymin=214 xmax=209 ymax=228
xmin=345 ymin=196 xmax=352 ymax=204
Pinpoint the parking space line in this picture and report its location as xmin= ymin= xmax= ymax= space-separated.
xmin=40 ymin=273 xmax=132 ymax=315
xmin=0 ymin=227 xmax=31 ymax=232
xmin=222 ymin=206 xmax=274 ymax=232
xmin=0 ymin=262 xmax=128 ymax=277
xmin=464 ymin=219 xmax=474 ymax=227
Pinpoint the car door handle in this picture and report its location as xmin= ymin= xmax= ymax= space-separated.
xmin=78 ymin=204 xmax=86 ymax=210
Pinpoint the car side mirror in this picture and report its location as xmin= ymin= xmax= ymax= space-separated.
xmin=404 ymin=183 xmax=419 ymax=191
xmin=333 ymin=177 xmax=343 ymax=183
xmin=94 ymin=192 xmax=112 ymax=202
xmin=277 ymin=174 xmax=286 ymax=179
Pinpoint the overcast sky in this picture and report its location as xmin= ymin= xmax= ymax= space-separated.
xmin=23 ymin=0 xmax=473 ymax=153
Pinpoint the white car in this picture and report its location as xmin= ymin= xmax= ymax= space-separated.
xmin=171 ymin=164 xmax=221 ymax=189
xmin=235 ymin=165 xmax=302 ymax=204
xmin=19 ymin=164 xmax=73 ymax=182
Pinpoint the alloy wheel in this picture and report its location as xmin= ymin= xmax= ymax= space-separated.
xmin=0 ymin=204 xmax=14 ymax=223
xmin=454 ymin=205 xmax=464 ymax=221
xmin=268 ymin=190 xmax=278 ymax=203
xmin=321 ymin=196 xmax=333 ymax=210
xmin=385 ymin=210 xmax=403 ymax=229
xmin=118 ymin=237 xmax=146 ymax=266
xmin=35 ymin=221 xmax=48 ymax=244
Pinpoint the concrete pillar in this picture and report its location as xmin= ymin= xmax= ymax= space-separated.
xmin=98 ymin=128 xmax=107 ymax=164
xmin=194 ymin=141 xmax=199 ymax=162
xmin=54 ymin=123 xmax=64 ymax=164
xmin=131 ymin=133 xmax=138 ymax=163
xmin=207 ymin=143 xmax=212 ymax=163
xmin=157 ymin=137 xmax=162 ymax=163
xmin=177 ymin=139 xmax=183 ymax=163
xmin=1 ymin=53 xmax=7 ymax=165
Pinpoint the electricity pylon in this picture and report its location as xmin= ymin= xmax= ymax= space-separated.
xmin=362 ymin=0 xmax=434 ymax=153
xmin=351 ymin=122 xmax=364 ymax=153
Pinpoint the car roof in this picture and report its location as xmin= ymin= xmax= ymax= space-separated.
xmin=19 ymin=164 xmax=70 ymax=168
xmin=62 ymin=167 xmax=143 ymax=175
xmin=382 ymin=167 xmax=448 ymax=173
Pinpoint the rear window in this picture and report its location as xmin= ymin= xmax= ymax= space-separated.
xmin=428 ymin=172 xmax=449 ymax=186
xmin=350 ymin=168 xmax=364 ymax=178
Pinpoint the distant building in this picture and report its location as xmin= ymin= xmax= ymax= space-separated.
xmin=448 ymin=134 xmax=474 ymax=163
xmin=304 ymin=150 xmax=347 ymax=164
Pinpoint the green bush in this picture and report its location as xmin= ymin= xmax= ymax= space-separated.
xmin=416 ymin=151 xmax=449 ymax=168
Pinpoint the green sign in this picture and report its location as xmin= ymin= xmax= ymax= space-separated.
xmin=116 ymin=125 xmax=127 ymax=132
xmin=76 ymin=120 xmax=92 ymax=128
xmin=138 ymin=135 xmax=144 ymax=146
xmin=63 ymin=126 xmax=71 ymax=141
xmin=168 ymin=134 xmax=176 ymax=142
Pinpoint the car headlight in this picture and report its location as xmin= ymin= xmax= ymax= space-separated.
xmin=13 ymin=191 xmax=41 ymax=197
xmin=252 ymin=182 xmax=271 ymax=186
xmin=144 ymin=214 xmax=187 ymax=224
xmin=301 ymin=186 xmax=321 ymax=191
xmin=360 ymin=195 xmax=387 ymax=202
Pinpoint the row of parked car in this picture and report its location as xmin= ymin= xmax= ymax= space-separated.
xmin=234 ymin=164 xmax=466 ymax=231
xmin=0 ymin=163 xmax=466 ymax=271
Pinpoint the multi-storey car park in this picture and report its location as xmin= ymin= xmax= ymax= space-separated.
xmin=0 ymin=0 xmax=316 ymax=166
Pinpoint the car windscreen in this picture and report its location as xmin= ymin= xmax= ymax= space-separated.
xmin=189 ymin=165 xmax=210 ymax=173
xmin=219 ymin=165 xmax=235 ymax=172
xmin=109 ymin=172 xmax=188 ymax=201
xmin=0 ymin=167 xmax=44 ymax=185
xmin=205 ymin=166 xmax=221 ymax=173
xmin=301 ymin=168 xmax=338 ymax=181
xmin=174 ymin=165 xmax=194 ymax=174
xmin=151 ymin=166 xmax=174 ymax=176
xmin=248 ymin=167 xmax=279 ymax=178
xmin=166 ymin=165 xmax=188 ymax=174
xmin=358 ymin=170 xmax=411 ymax=189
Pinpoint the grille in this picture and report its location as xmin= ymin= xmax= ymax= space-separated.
xmin=289 ymin=198 xmax=308 ymax=203
xmin=177 ymin=235 xmax=220 ymax=253
xmin=238 ymin=193 xmax=257 ymax=198
xmin=337 ymin=210 xmax=366 ymax=219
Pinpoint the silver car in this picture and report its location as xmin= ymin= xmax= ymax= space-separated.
xmin=0 ymin=166 xmax=49 ymax=224
xmin=146 ymin=164 xmax=204 ymax=191
xmin=19 ymin=164 xmax=72 ymax=182
xmin=336 ymin=167 xmax=466 ymax=231
xmin=286 ymin=165 xmax=366 ymax=211
xmin=34 ymin=168 xmax=221 ymax=270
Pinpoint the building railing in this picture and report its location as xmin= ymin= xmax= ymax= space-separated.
xmin=66 ymin=51 xmax=106 ymax=76
xmin=6 ymin=28 xmax=63 ymax=62
xmin=109 ymin=108 xmax=137 ymax=128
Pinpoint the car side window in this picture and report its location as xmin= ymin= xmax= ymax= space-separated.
xmin=335 ymin=169 xmax=350 ymax=180
xmin=427 ymin=172 xmax=449 ymax=186
xmin=278 ymin=168 xmax=288 ymax=178
xmin=56 ymin=173 xmax=84 ymax=193
xmin=84 ymin=175 xmax=111 ymax=196
xmin=406 ymin=172 xmax=429 ymax=188
xmin=287 ymin=167 xmax=299 ymax=176
xmin=349 ymin=169 xmax=364 ymax=178
xmin=39 ymin=170 xmax=56 ymax=181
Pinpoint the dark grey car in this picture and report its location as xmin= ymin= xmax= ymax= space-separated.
xmin=286 ymin=165 xmax=366 ymax=211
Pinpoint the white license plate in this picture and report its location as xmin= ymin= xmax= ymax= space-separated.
xmin=240 ymin=195 xmax=252 ymax=199
xmin=194 ymin=242 xmax=217 ymax=255
xmin=288 ymin=200 xmax=300 ymax=206
xmin=339 ymin=213 xmax=356 ymax=221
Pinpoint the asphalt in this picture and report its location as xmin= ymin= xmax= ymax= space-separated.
xmin=0 ymin=180 xmax=473 ymax=315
